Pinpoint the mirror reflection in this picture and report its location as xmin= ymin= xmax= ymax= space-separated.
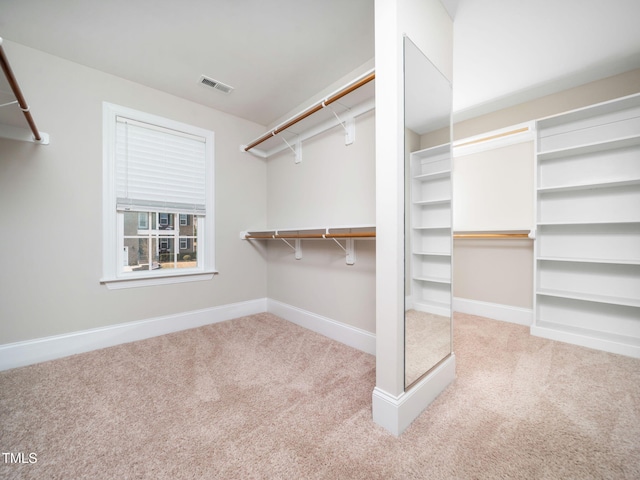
xmin=404 ymin=36 xmax=453 ymax=388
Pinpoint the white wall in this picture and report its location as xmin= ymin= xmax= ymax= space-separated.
xmin=453 ymin=239 xmax=533 ymax=309
xmin=0 ymin=41 xmax=268 ymax=346
xmin=266 ymin=112 xmax=376 ymax=228
xmin=453 ymin=141 xmax=534 ymax=232
xmin=455 ymin=68 xmax=640 ymax=140
xmin=265 ymin=110 xmax=376 ymax=333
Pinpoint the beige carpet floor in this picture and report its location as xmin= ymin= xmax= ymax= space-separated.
xmin=1 ymin=312 xmax=639 ymax=479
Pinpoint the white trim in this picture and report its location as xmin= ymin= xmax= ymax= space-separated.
xmin=406 ymin=295 xmax=452 ymax=317
xmin=0 ymin=298 xmax=267 ymax=371
xmin=453 ymin=121 xmax=535 ymax=157
xmin=0 ymin=298 xmax=378 ymax=371
xmin=531 ymin=325 xmax=640 ymax=359
xmin=101 ymin=270 xmax=218 ymax=289
xmin=372 ymin=355 xmax=456 ymax=435
xmin=453 ymin=297 xmax=533 ymax=326
xmin=102 ymin=102 xmax=216 ymax=287
xmin=267 ymin=299 xmax=376 ymax=355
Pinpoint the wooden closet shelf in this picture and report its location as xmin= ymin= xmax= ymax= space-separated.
xmin=244 ymin=231 xmax=375 ymax=239
xmin=241 ymin=226 xmax=375 ymax=265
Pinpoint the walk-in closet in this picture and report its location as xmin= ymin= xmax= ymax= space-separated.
xmin=1 ymin=0 xmax=639 ymax=449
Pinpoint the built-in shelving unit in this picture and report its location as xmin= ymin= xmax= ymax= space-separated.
xmin=533 ymin=93 xmax=640 ymax=357
xmin=408 ymin=144 xmax=452 ymax=317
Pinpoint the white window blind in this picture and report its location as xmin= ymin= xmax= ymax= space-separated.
xmin=115 ymin=116 xmax=207 ymax=214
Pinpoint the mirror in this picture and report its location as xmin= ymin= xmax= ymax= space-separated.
xmin=404 ymin=36 xmax=453 ymax=389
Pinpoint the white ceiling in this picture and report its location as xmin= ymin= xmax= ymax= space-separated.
xmin=0 ymin=0 xmax=375 ymax=127
xmin=1 ymin=0 xmax=639 ymax=127
xmin=453 ymin=0 xmax=640 ymax=120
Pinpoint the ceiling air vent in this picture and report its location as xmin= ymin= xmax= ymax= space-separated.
xmin=198 ymin=75 xmax=234 ymax=94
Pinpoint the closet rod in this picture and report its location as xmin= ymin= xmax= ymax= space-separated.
xmin=244 ymin=71 xmax=375 ymax=152
xmin=0 ymin=38 xmax=42 ymax=142
xmin=453 ymin=233 xmax=531 ymax=239
xmin=245 ymin=232 xmax=376 ymax=239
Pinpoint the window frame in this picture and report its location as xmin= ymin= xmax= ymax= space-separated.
xmin=101 ymin=102 xmax=216 ymax=289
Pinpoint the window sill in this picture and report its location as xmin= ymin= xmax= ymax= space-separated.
xmin=101 ymin=270 xmax=218 ymax=290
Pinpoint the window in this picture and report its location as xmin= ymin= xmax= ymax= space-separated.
xmin=102 ymin=103 xmax=215 ymax=288
xmin=138 ymin=212 xmax=148 ymax=230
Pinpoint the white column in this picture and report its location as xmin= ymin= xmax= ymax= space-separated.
xmin=372 ymin=0 xmax=455 ymax=436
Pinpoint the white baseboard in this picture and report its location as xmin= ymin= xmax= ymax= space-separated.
xmin=0 ymin=297 xmax=376 ymax=371
xmin=0 ymin=298 xmax=267 ymax=371
xmin=406 ymin=295 xmax=451 ymax=317
xmin=372 ymin=354 xmax=456 ymax=435
xmin=453 ymin=297 xmax=532 ymax=326
xmin=531 ymin=324 xmax=640 ymax=359
xmin=267 ymin=299 xmax=376 ymax=355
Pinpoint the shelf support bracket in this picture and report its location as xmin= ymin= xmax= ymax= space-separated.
xmin=0 ymin=100 xmax=18 ymax=108
xmin=281 ymin=137 xmax=302 ymax=164
xmin=323 ymin=102 xmax=355 ymax=146
xmin=280 ymin=237 xmax=302 ymax=260
xmin=330 ymin=237 xmax=356 ymax=265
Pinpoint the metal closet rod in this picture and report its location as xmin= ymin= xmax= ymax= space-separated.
xmin=245 ymin=231 xmax=376 ymax=239
xmin=0 ymin=38 xmax=42 ymax=142
xmin=244 ymin=71 xmax=375 ymax=152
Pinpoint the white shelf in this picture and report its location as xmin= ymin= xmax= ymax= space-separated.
xmin=538 ymin=256 xmax=640 ymax=266
xmin=537 ymin=178 xmax=640 ymax=193
xmin=537 ymin=134 xmax=640 ymax=160
xmin=537 ymin=93 xmax=640 ymax=152
xmin=414 ymin=170 xmax=450 ymax=181
xmin=537 ymin=288 xmax=640 ymax=308
xmin=413 ymin=275 xmax=451 ymax=285
xmin=536 ymin=223 xmax=640 ymax=264
xmin=409 ymin=143 xmax=453 ymax=315
xmin=532 ymin=321 xmax=640 ymax=358
xmin=537 ymin=220 xmax=640 ymax=226
xmin=537 ymin=183 xmax=640 ymax=225
xmin=411 ymin=143 xmax=450 ymax=159
xmin=413 ymin=198 xmax=451 ymax=206
xmin=241 ymin=224 xmax=375 ymax=265
xmin=412 ymin=225 xmax=451 ymax=230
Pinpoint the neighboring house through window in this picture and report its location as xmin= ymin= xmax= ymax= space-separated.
xmin=101 ymin=102 xmax=215 ymax=288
